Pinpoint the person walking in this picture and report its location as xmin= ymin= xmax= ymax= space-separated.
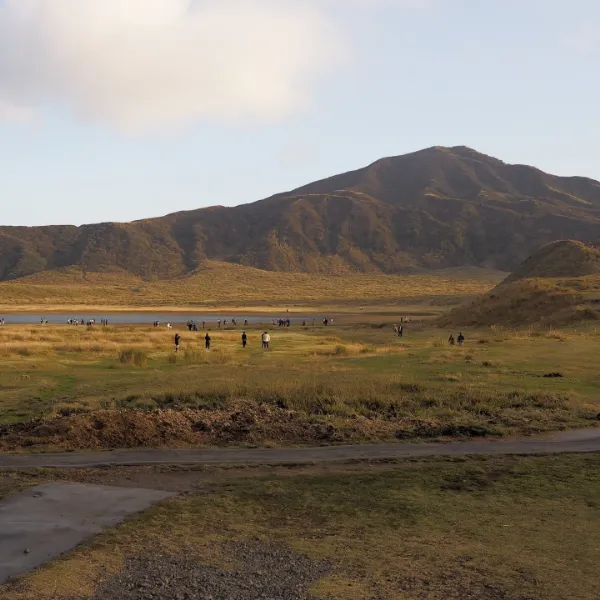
xmin=205 ymin=332 xmax=211 ymax=350
xmin=448 ymin=334 xmax=455 ymax=346
xmin=242 ymin=331 xmax=247 ymax=348
xmin=174 ymin=333 xmax=181 ymax=353
xmin=262 ymin=331 xmax=270 ymax=349
xmin=457 ymin=332 xmax=465 ymax=346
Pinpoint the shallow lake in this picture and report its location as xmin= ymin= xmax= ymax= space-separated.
xmin=0 ymin=313 xmax=330 ymax=326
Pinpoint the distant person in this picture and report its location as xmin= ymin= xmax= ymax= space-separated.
xmin=262 ymin=331 xmax=270 ymax=349
xmin=174 ymin=333 xmax=181 ymax=353
xmin=242 ymin=332 xmax=247 ymax=348
xmin=202 ymin=321 xmax=206 ymax=329
xmin=458 ymin=332 xmax=465 ymax=346
xmin=217 ymin=319 xmax=221 ymax=329
xmin=167 ymin=323 xmax=172 ymax=330
xmin=398 ymin=325 xmax=403 ymax=338
xmin=205 ymin=332 xmax=211 ymax=350
xmin=244 ymin=319 xmax=248 ymax=326
xmin=448 ymin=334 xmax=455 ymax=346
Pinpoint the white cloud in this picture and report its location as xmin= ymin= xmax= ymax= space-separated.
xmin=563 ymin=22 xmax=599 ymax=56
xmin=0 ymin=0 xmax=349 ymax=132
xmin=0 ymin=99 xmax=36 ymax=124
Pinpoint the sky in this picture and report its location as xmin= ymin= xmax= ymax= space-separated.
xmin=0 ymin=0 xmax=599 ymax=226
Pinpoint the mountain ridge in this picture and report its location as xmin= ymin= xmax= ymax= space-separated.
xmin=2 ymin=145 xmax=600 ymax=281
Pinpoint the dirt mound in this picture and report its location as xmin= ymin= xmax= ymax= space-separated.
xmin=0 ymin=402 xmax=498 ymax=452
xmin=505 ymin=240 xmax=600 ymax=283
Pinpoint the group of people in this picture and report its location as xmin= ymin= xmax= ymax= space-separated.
xmin=393 ymin=324 xmax=404 ymax=337
xmin=66 ymin=318 xmax=107 ymax=326
xmin=174 ymin=331 xmax=271 ymax=352
xmin=448 ymin=333 xmax=465 ymax=346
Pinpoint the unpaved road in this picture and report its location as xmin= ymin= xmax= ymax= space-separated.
xmin=1 ymin=429 xmax=599 ymax=469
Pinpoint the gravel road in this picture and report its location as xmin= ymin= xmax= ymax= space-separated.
xmin=0 ymin=428 xmax=599 ymax=470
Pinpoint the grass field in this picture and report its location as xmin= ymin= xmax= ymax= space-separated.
xmin=0 ymin=320 xmax=599 ymax=450
xmin=0 ymin=263 xmax=504 ymax=311
xmin=2 ymin=453 xmax=600 ymax=599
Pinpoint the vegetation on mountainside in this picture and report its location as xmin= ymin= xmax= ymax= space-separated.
xmin=0 ymin=262 xmax=503 ymax=309
xmin=2 ymin=146 xmax=600 ymax=280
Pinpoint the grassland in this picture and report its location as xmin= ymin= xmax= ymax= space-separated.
xmin=0 ymin=263 xmax=503 ymax=311
xmin=3 ymin=453 xmax=600 ymax=599
xmin=0 ymin=319 xmax=599 ymax=451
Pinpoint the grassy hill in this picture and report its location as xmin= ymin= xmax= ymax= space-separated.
xmin=504 ymin=240 xmax=600 ymax=282
xmin=0 ymin=262 xmax=503 ymax=310
xmin=2 ymin=146 xmax=600 ymax=282
xmin=440 ymin=241 xmax=600 ymax=327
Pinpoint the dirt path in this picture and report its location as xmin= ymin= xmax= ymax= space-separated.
xmin=1 ymin=429 xmax=599 ymax=469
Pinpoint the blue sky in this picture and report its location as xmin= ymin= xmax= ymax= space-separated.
xmin=0 ymin=0 xmax=598 ymax=226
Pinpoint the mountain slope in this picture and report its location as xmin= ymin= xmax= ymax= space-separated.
xmin=440 ymin=240 xmax=600 ymax=327
xmin=504 ymin=240 xmax=600 ymax=282
xmin=2 ymin=146 xmax=600 ymax=281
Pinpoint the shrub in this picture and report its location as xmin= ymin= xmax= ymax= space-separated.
xmin=119 ymin=349 xmax=148 ymax=367
xmin=55 ymin=403 xmax=90 ymax=417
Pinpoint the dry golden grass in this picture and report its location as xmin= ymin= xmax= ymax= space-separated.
xmin=1 ymin=322 xmax=600 ymax=449
xmin=0 ymin=262 xmax=503 ymax=310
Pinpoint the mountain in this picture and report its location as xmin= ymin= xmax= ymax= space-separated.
xmin=440 ymin=241 xmax=600 ymax=328
xmin=2 ymin=145 xmax=600 ymax=281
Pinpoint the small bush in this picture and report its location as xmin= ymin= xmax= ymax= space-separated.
xmin=119 ymin=349 xmax=148 ymax=367
xmin=55 ymin=403 xmax=90 ymax=417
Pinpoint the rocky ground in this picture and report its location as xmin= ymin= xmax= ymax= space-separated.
xmin=68 ymin=541 xmax=333 ymax=600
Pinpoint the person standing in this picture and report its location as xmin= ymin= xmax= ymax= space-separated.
xmin=398 ymin=325 xmax=403 ymax=338
xmin=457 ymin=332 xmax=465 ymax=346
xmin=242 ymin=332 xmax=247 ymax=348
xmin=262 ymin=331 xmax=270 ymax=349
xmin=205 ymin=332 xmax=211 ymax=350
xmin=174 ymin=333 xmax=181 ymax=353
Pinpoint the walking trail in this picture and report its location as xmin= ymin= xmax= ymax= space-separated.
xmin=1 ymin=428 xmax=599 ymax=470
